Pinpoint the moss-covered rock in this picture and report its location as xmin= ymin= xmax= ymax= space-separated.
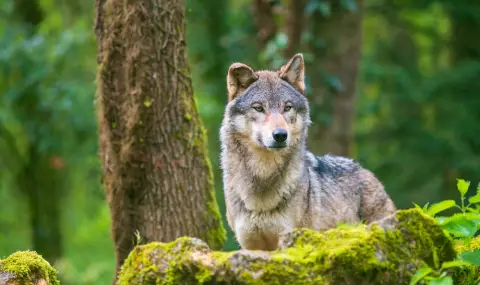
xmin=0 ymin=251 xmax=59 ymax=285
xmin=117 ymin=209 xmax=459 ymax=285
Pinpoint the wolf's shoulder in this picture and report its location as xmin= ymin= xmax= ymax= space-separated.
xmin=306 ymin=153 xmax=361 ymax=178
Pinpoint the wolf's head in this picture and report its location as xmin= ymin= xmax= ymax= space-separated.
xmin=222 ymin=54 xmax=311 ymax=152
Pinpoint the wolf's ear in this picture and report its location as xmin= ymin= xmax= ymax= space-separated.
xmin=278 ymin=53 xmax=305 ymax=94
xmin=227 ymin=63 xmax=258 ymax=101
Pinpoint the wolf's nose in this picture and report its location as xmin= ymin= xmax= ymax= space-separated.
xmin=272 ymin=128 xmax=288 ymax=143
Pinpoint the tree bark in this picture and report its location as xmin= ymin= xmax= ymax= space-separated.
xmin=307 ymin=0 xmax=364 ymax=156
xmin=94 ymin=0 xmax=226 ymax=279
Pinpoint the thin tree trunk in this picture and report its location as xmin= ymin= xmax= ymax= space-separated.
xmin=13 ymin=0 xmax=64 ymax=265
xmin=17 ymin=148 xmax=63 ymax=264
xmin=307 ymin=0 xmax=364 ymax=156
xmin=284 ymin=0 xmax=306 ymax=58
xmin=251 ymin=0 xmax=278 ymax=49
xmin=95 ymin=0 xmax=226 ymax=280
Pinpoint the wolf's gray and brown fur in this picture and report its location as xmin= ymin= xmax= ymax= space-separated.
xmin=220 ymin=54 xmax=396 ymax=251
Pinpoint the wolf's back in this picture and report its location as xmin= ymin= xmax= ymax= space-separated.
xmin=306 ymin=152 xmax=396 ymax=228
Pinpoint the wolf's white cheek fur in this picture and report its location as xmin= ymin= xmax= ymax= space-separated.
xmin=231 ymin=115 xmax=247 ymax=133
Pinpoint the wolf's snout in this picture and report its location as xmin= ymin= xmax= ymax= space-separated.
xmin=272 ymin=128 xmax=288 ymax=143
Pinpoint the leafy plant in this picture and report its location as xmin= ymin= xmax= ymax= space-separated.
xmin=411 ymin=179 xmax=480 ymax=285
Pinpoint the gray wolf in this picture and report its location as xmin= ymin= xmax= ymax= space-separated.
xmin=220 ymin=54 xmax=396 ymax=251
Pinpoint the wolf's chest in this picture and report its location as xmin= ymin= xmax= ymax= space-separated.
xmin=235 ymin=209 xmax=295 ymax=236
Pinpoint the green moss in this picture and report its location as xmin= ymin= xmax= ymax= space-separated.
xmin=117 ymin=209 xmax=461 ymax=285
xmin=0 ymin=251 xmax=60 ymax=285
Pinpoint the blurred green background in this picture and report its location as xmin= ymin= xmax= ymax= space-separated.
xmin=1 ymin=0 xmax=479 ymax=284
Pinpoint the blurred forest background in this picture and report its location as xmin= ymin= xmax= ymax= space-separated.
xmin=0 ymin=0 xmax=479 ymax=284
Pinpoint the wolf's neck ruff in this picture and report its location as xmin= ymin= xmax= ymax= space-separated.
xmin=222 ymin=132 xmax=306 ymax=212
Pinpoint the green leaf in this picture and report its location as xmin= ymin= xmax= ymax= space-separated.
xmin=457 ymin=179 xmax=471 ymax=196
xmin=423 ymin=202 xmax=430 ymax=212
xmin=429 ymin=276 xmax=453 ymax=285
xmin=441 ymin=260 xmax=472 ymax=269
xmin=459 ymin=249 xmax=480 ymax=266
xmin=470 ymin=185 xmax=480 ymax=204
xmin=413 ymin=202 xmax=429 ymax=213
xmin=409 ymin=266 xmax=433 ymax=285
xmin=427 ymin=200 xmax=456 ymax=216
xmin=436 ymin=216 xmax=449 ymax=225
xmin=441 ymin=216 xmax=477 ymax=238
xmin=469 ymin=194 xmax=480 ymax=204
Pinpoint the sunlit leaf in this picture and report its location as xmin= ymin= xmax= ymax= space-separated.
xmin=441 ymin=216 xmax=477 ymax=238
xmin=457 ymin=179 xmax=471 ymax=196
xmin=427 ymin=200 xmax=456 ymax=216
xmin=441 ymin=260 xmax=472 ymax=269
xmin=409 ymin=266 xmax=433 ymax=285
xmin=429 ymin=276 xmax=453 ymax=285
xmin=470 ymin=194 xmax=480 ymax=204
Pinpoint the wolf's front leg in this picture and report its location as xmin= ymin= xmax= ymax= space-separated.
xmin=236 ymin=229 xmax=280 ymax=251
xmin=234 ymin=216 xmax=283 ymax=251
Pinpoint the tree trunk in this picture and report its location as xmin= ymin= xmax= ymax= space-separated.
xmin=94 ymin=0 xmax=226 ymax=279
xmin=284 ymin=0 xmax=306 ymax=58
xmin=251 ymin=0 xmax=278 ymax=49
xmin=17 ymin=148 xmax=63 ymax=264
xmin=307 ymin=0 xmax=364 ymax=156
xmin=13 ymin=0 xmax=64 ymax=265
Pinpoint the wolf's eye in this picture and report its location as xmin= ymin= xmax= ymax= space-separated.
xmin=253 ymin=106 xmax=264 ymax=113
xmin=284 ymin=105 xmax=293 ymax=112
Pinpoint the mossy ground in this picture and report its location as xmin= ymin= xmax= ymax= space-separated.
xmin=0 ymin=251 xmax=60 ymax=285
xmin=118 ymin=209 xmax=459 ymax=285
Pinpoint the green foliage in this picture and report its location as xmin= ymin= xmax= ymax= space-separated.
xmin=410 ymin=178 xmax=480 ymax=284
xmin=358 ymin=0 xmax=480 ymax=208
